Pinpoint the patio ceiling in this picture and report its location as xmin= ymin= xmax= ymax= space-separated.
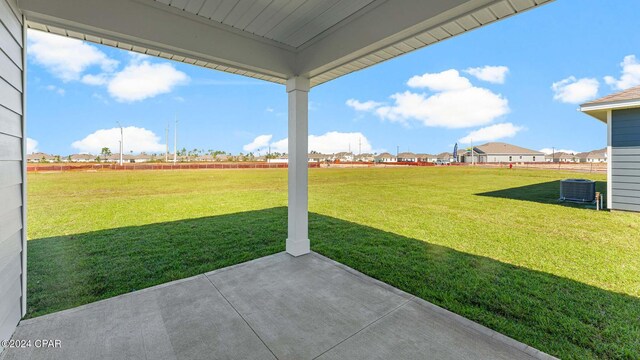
xmin=17 ymin=0 xmax=552 ymax=87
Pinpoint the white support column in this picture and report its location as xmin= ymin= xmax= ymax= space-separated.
xmin=286 ymin=77 xmax=310 ymax=256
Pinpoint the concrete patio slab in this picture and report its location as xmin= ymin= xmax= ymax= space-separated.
xmin=1 ymin=252 xmax=555 ymax=360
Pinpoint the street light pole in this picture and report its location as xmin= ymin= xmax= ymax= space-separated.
xmin=173 ymin=115 xmax=178 ymax=164
xmin=165 ymin=123 xmax=169 ymax=162
xmin=117 ymin=121 xmax=123 ymax=166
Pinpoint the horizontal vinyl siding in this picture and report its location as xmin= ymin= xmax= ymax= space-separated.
xmin=0 ymin=184 xmax=21 ymax=214
xmin=0 ymin=253 xmax=22 ymax=323
xmin=0 ymin=161 xmax=20 ymax=185
xmin=0 ymin=101 xmax=21 ymax=137
xmin=0 ymin=50 xmax=20 ymax=91
xmin=611 ymin=109 xmax=640 ymax=212
xmin=0 ymin=0 xmax=22 ymax=345
xmin=0 ymin=78 xmax=21 ymax=114
xmin=0 ymin=132 xmax=21 ymax=160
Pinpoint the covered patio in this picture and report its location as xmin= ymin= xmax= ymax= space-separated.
xmin=2 ymin=252 xmax=553 ymax=360
xmin=1 ymin=0 xmax=555 ymax=358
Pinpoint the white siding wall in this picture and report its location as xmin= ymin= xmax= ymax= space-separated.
xmin=0 ymin=0 xmax=24 ymax=346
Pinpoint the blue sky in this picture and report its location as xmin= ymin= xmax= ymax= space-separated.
xmin=26 ymin=0 xmax=640 ymax=156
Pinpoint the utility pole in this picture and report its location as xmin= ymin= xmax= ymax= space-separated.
xmin=359 ymin=137 xmax=362 ymax=155
xmin=396 ymin=145 xmax=399 ymax=158
xmin=552 ymin=147 xmax=555 ymax=163
xmin=173 ymin=115 xmax=178 ymax=164
xmin=165 ymin=123 xmax=169 ymax=162
xmin=117 ymin=121 xmax=124 ymax=166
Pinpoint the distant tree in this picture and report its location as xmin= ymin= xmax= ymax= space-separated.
xmin=67 ymin=155 xmax=72 ymax=162
xmin=101 ymin=147 xmax=112 ymax=160
xmin=54 ymin=155 xmax=61 ymax=163
xmin=95 ymin=156 xmax=101 ymax=163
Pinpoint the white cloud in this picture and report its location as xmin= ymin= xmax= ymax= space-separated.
xmin=458 ymin=123 xmax=524 ymax=144
xmin=28 ymin=30 xmax=118 ymax=82
xmin=81 ymin=73 xmax=110 ymax=86
xmin=465 ymin=66 xmax=509 ymax=84
xmin=350 ymin=69 xmax=509 ymax=129
xmin=268 ymin=132 xmax=373 ymax=154
xmin=243 ymin=134 xmax=273 ymax=152
xmin=265 ymin=107 xmax=275 ymax=113
xmin=107 ymin=61 xmax=189 ymax=102
xmin=26 ymin=138 xmax=39 ymax=153
xmin=604 ymin=55 xmax=640 ymax=90
xmin=71 ymin=126 xmax=165 ymax=154
xmin=129 ymin=53 xmax=151 ymax=63
xmin=407 ymin=69 xmax=471 ymax=91
xmin=346 ymin=99 xmax=383 ymax=112
xmin=551 ymin=76 xmax=599 ymax=104
xmin=45 ymin=85 xmax=65 ymax=95
xmin=539 ymin=148 xmax=578 ymax=155
xmin=28 ymin=30 xmax=187 ymax=102
xmin=375 ymin=88 xmax=509 ymax=129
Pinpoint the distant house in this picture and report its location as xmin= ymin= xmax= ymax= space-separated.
xmin=544 ymin=152 xmax=579 ymax=163
xmin=69 ymin=154 xmax=95 ymax=162
xmin=196 ymin=155 xmax=215 ymax=162
xmin=333 ymin=152 xmax=354 ymax=162
xmin=586 ymin=148 xmax=607 ymax=163
xmin=397 ymin=152 xmax=418 ymax=162
xmin=374 ymin=152 xmax=396 ymax=163
xmin=354 ymin=153 xmax=375 ymax=162
xmin=133 ymin=154 xmax=152 ymax=163
xmin=460 ymin=142 xmax=545 ymax=163
xmin=416 ymin=154 xmax=436 ymax=162
xmin=575 ymin=152 xmax=590 ymax=163
xmin=436 ymin=152 xmax=453 ymax=163
xmin=553 ymin=152 xmax=578 ymax=163
xmin=308 ymin=153 xmax=328 ymax=163
xmin=27 ymin=152 xmax=55 ymax=163
xmin=268 ymin=155 xmax=288 ymax=163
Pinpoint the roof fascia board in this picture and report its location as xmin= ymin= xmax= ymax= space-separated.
xmin=17 ymin=0 xmax=296 ymax=79
xmin=580 ymin=99 xmax=640 ymax=112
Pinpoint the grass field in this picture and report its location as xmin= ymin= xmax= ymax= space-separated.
xmin=27 ymin=167 xmax=639 ymax=359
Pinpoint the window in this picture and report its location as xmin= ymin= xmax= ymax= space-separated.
xmin=533 ymin=156 xmax=536 ymax=161
xmin=519 ymin=156 xmax=522 ymax=159
xmin=509 ymin=156 xmax=512 ymax=161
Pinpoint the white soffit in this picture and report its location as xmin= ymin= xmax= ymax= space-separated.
xmin=156 ymin=0 xmax=378 ymax=49
xmin=20 ymin=0 xmax=553 ymax=87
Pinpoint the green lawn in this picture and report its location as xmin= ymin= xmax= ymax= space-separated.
xmin=27 ymin=167 xmax=640 ymax=359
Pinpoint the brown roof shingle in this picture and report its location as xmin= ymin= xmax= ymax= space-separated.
xmin=582 ymin=85 xmax=640 ymax=106
xmin=474 ymin=142 xmax=543 ymax=155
